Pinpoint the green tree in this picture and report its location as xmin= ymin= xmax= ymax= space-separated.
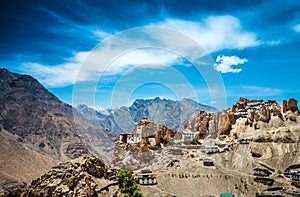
xmin=117 ymin=170 xmax=142 ymax=197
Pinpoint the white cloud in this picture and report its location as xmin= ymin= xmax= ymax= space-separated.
xmin=106 ymin=49 xmax=182 ymax=74
xmin=155 ymin=15 xmax=261 ymax=53
xmin=23 ymin=15 xmax=262 ymax=87
xmin=214 ymin=55 xmax=248 ymax=73
xmin=22 ymin=62 xmax=81 ymax=87
xmin=21 ymin=53 xmax=85 ymax=87
xmin=93 ymin=30 xmax=111 ymax=40
xmin=294 ymin=24 xmax=300 ymax=32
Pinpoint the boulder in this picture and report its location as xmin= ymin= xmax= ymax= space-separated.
xmin=287 ymin=98 xmax=298 ymax=113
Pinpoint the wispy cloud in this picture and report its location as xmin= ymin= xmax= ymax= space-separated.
xmin=214 ymin=55 xmax=248 ymax=73
xmin=155 ymin=15 xmax=261 ymax=53
xmin=22 ymin=52 xmax=86 ymax=87
xmin=21 ymin=15 xmax=262 ymax=88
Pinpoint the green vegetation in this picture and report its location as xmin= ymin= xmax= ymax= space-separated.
xmin=277 ymin=169 xmax=283 ymax=174
xmin=114 ymin=170 xmax=142 ymax=197
xmin=255 ymin=191 xmax=265 ymax=197
xmin=113 ymin=190 xmax=119 ymax=197
xmin=241 ymin=179 xmax=248 ymax=191
xmin=254 ymin=178 xmax=274 ymax=186
xmin=178 ymin=172 xmax=189 ymax=178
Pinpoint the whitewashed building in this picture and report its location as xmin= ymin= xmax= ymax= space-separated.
xmin=119 ymin=133 xmax=142 ymax=144
xmin=181 ymin=130 xmax=197 ymax=142
xmin=203 ymin=145 xmax=219 ymax=154
xmin=119 ymin=119 xmax=145 ymax=144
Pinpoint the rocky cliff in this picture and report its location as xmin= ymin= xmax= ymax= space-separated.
xmin=111 ymin=119 xmax=178 ymax=171
xmin=185 ymin=97 xmax=299 ymax=142
xmin=77 ymin=97 xmax=218 ymax=135
xmin=0 ymin=69 xmax=116 ymax=193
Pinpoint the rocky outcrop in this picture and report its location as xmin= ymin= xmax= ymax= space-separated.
xmin=208 ymin=112 xmax=226 ymax=139
xmin=287 ymin=98 xmax=298 ymax=113
xmin=2 ymin=156 xmax=117 ymax=197
xmin=185 ymin=111 xmax=211 ymax=139
xmin=259 ymin=106 xmax=271 ymax=123
xmin=186 ymin=110 xmax=235 ymax=139
xmin=220 ymin=111 xmax=235 ymax=135
xmin=185 ymin=97 xmax=299 ymax=142
xmin=111 ymin=119 xmax=177 ymax=171
xmin=283 ymin=100 xmax=288 ymax=113
xmin=156 ymin=125 xmax=176 ymax=145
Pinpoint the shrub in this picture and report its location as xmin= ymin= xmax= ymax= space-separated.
xmin=113 ymin=190 xmax=119 ymax=197
xmin=255 ymin=191 xmax=265 ymax=197
xmin=133 ymin=190 xmax=143 ymax=197
xmin=117 ymin=170 xmax=142 ymax=197
xmin=277 ymin=169 xmax=283 ymax=174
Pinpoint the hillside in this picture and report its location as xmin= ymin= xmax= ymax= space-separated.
xmin=0 ymin=69 xmax=116 ymax=193
xmin=110 ymin=98 xmax=300 ymax=196
xmin=77 ymin=97 xmax=217 ymax=135
xmin=1 ymin=156 xmax=119 ymax=197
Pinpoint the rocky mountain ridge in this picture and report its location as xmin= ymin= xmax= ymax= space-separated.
xmin=0 ymin=69 xmax=116 ymax=193
xmin=77 ymin=97 xmax=218 ymax=135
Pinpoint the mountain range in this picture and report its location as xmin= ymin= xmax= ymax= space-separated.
xmin=2 ymin=68 xmax=300 ymax=196
xmin=77 ymin=97 xmax=217 ymax=135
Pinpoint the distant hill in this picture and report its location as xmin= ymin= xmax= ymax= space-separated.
xmin=0 ymin=69 xmax=116 ymax=192
xmin=77 ymin=97 xmax=218 ymax=135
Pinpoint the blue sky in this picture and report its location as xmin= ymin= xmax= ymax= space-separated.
xmin=1 ymin=0 xmax=300 ymax=110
